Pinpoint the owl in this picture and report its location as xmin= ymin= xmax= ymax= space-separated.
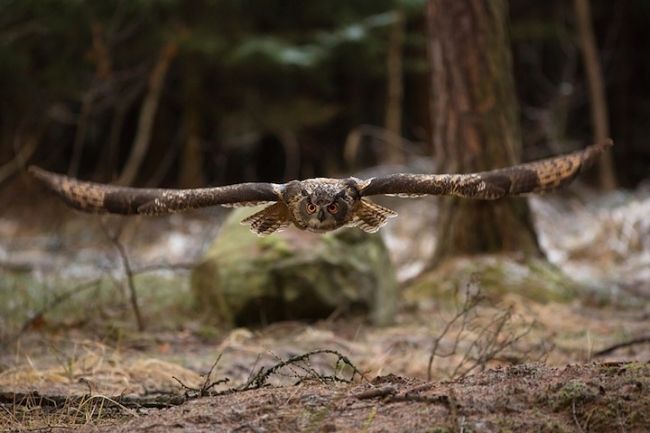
xmin=30 ymin=140 xmax=611 ymax=235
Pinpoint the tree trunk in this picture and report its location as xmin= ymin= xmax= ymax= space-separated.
xmin=178 ymin=59 xmax=205 ymax=188
xmin=117 ymin=40 xmax=178 ymax=186
xmin=427 ymin=0 xmax=542 ymax=263
xmin=574 ymin=0 xmax=617 ymax=190
xmin=384 ymin=9 xmax=405 ymax=165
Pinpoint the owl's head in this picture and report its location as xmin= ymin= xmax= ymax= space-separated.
xmin=284 ymin=179 xmax=360 ymax=233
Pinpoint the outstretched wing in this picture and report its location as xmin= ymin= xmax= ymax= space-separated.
xmin=29 ymin=166 xmax=282 ymax=215
xmin=360 ymin=140 xmax=612 ymax=199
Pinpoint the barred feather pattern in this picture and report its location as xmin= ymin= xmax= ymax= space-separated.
xmin=351 ymin=199 xmax=398 ymax=233
xmin=240 ymin=203 xmax=292 ymax=236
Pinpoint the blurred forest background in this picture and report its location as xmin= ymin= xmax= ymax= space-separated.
xmin=2 ymin=2 xmax=650 ymax=430
xmin=1 ymin=0 xmax=649 ymax=191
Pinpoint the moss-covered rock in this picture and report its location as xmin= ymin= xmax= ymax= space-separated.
xmin=191 ymin=207 xmax=397 ymax=326
xmin=405 ymin=255 xmax=579 ymax=305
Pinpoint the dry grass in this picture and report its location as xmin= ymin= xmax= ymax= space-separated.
xmin=1 ymin=187 xmax=650 ymax=430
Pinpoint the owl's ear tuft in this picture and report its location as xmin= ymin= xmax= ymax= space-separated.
xmin=352 ymin=199 xmax=397 ymax=233
xmin=240 ymin=203 xmax=291 ymax=236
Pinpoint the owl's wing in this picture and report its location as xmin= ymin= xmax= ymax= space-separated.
xmin=29 ymin=166 xmax=282 ymax=215
xmin=359 ymin=140 xmax=612 ymax=199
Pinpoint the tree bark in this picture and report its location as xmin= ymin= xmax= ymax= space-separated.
xmin=117 ymin=40 xmax=178 ymax=186
xmin=385 ymin=9 xmax=405 ymax=164
xmin=574 ymin=0 xmax=616 ymax=190
xmin=178 ymin=58 xmax=206 ymax=188
xmin=427 ymin=0 xmax=542 ymax=263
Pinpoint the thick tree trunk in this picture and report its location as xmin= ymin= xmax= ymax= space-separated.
xmin=427 ymin=0 xmax=542 ymax=263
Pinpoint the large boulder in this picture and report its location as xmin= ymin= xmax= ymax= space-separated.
xmin=191 ymin=207 xmax=397 ymax=326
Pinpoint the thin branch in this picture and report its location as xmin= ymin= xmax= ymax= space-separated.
xmin=0 ymin=133 xmax=38 ymax=185
xmin=427 ymin=287 xmax=482 ymax=380
xmin=6 ymin=262 xmax=195 ymax=343
xmin=592 ymin=335 xmax=650 ymax=358
xmin=172 ymin=353 xmax=230 ymax=397
xmin=100 ymin=221 xmax=144 ymax=331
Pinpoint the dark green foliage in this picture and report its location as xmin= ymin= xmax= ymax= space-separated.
xmin=1 ymin=0 xmax=426 ymax=183
xmin=1 ymin=0 xmax=648 ymax=185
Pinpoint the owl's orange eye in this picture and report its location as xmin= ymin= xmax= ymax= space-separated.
xmin=327 ymin=203 xmax=338 ymax=213
xmin=306 ymin=203 xmax=317 ymax=214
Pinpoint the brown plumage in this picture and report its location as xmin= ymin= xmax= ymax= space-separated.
xmin=30 ymin=140 xmax=612 ymax=235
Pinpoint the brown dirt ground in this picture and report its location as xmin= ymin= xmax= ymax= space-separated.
xmin=2 ymin=187 xmax=650 ymax=432
xmin=36 ymin=362 xmax=649 ymax=433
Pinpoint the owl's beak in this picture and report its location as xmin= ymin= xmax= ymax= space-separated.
xmin=317 ymin=208 xmax=326 ymax=222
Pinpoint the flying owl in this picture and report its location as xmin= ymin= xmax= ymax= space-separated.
xmin=29 ymin=140 xmax=612 ymax=236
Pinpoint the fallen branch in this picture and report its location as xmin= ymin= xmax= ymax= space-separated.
xmin=241 ymin=349 xmax=366 ymax=390
xmin=1 ymin=349 xmax=365 ymax=415
xmin=0 ymin=391 xmax=186 ymax=412
xmin=592 ymin=335 xmax=650 ymax=358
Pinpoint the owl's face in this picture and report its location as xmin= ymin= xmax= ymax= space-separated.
xmin=283 ymin=179 xmax=360 ymax=233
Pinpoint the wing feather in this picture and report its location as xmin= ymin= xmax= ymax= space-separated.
xmin=29 ymin=166 xmax=281 ymax=215
xmin=350 ymin=199 xmax=398 ymax=233
xmin=240 ymin=203 xmax=292 ymax=235
xmin=360 ymin=140 xmax=612 ymax=199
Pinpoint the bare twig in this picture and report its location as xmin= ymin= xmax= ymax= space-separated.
xmin=5 ymin=261 xmax=195 ymax=343
xmin=427 ymin=287 xmax=482 ymax=380
xmin=592 ymin=335 xmax=650 ymax=358
xmin=13 ymin=279 xmax=101 ymax=338
xmin=242 ymin=349 xmax=366 ymax=390
xmin=572 ymin=399 xmax=586 ymax=433
xmin=0 ymin=134 xmax=38 ymax=186
xmin=172 ymin=353 xmax=230 ymax=397
xmin=447 ymin=388 xmax=460 ymax=433
xmin=427 ymin=284 xmax=536 ymax=381
xmin=100 ymin=220 xmax=144 ymax=331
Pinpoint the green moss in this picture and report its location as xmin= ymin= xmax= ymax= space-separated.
xmin=191 ymin=207 xmax=397 ymax=327
xmin=551 ymin=380 xmax=597 ymax=411
xmin=0 ymin=267 xmax=193 ymax=338
xmin=405 ymin=255 xmax=578 ymax=305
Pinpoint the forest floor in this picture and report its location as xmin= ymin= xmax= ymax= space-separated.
xmin=1 ymin=182 xmax=650 ymax=432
